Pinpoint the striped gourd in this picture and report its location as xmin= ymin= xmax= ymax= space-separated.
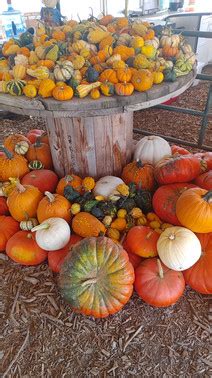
xmin=6 ymin=79 xmax=26 ymax=96
xmin=54 ymin=60 xmax=74 ymax=81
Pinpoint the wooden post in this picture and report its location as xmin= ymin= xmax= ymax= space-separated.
xmin=45 ymin=112 xmax=133 ymax=178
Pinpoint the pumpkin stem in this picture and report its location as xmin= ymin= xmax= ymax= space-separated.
xmin=45 ymin=191 xmax=55 ymax=203
xmin=136 ymin=159 xmax=143 ymax=168
xmin=31 ymin=223 xmax=50 ymax=232
xmin=27 ymin=233 xmax=32 ymax=239
xmin=0 ymin=145 xmax=13 ymax=159
xmin=16 ymin=182 xmax=26 ymax=193
xmin=202 ymin=190 xmax=212 ymax=204
xmin=157 ymin=259 xmax=164 ymax=279
xmin=168 ymin=233 xmax=175 ymax=241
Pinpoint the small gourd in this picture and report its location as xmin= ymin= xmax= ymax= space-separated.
xmin=54 ymin=60 xmax=74 ymax=81
xmin=111 ymin=218 xmax=127 ymax=231
xmin=27 ymin=67 xmax=50 ymax=80
xmin=28 ymin=160 xmax=44 ymax=170
xmin=20 ymin=218 xmax=38 ymax=231
xmin=76 ymin=82 xmax=101 ymax=98
xmin=90 ymin=88 xmax=100 ymax=99
xmin=12 ymin=64 xmax=26 ymax=80
xmin=14 ymin=141 xmax=30 ymax=155
xmin=7 ymin=80 xmax=26 ymax=96
xmin=23 ymin=84 xmax=37 ymax=98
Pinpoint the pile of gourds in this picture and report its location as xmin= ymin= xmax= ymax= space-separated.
xmin=1 ymin=131 xmax=211 ymax=318
xmin=0 ymin=15 xmax=196 ymax=100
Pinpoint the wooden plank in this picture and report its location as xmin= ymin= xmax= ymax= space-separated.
xmin=0 ymin=93 xmax=45 ymax=110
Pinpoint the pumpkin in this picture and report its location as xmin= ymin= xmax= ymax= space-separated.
xmin=134 ymin=136 xmax=171 ymax=165
xmin=131 ymin=36 xmax=144 ymax=49
xmin=12 ymin=64 xmax=26 ymax=80
xmin=37 ymin=191 xmax=71 ymax=223
xmin=38 ymin=78 xmax=56 ymax=98
xmin=52 ymin=85 xmax=73 ymax=101
xmin=0 ymin=216 xmax=20 ymax=252
xmin=176 ymin=188 xmax=212 ymax=233
xmin=194 ymin=152 xmax=212 ymax=171
xmin=48 ymin=234 xmax=82 ymax=273
xmin=54 ymin=60 xmax=74 ymax=81
xmin=7 ymin=182 xmax=43 ymax=222
xmin=72 ymin=212 xmax=106 ymax=238
xmin=26 ymin=138 xmax=53 ymax=169
xmin=20 ymin=217 xmax=38 ymax=231
xmin=152 ymin=183 xmax=196 ymax=226
xmin=171 ymin=145 xmax=190 ymax=155
xmin=133 ymin=54 xmax=149 ymax=69
xmin=183 ymin=233 xmax=212 ymax=294
xmin=26 ymin=79 xmax=41 ymax=89
xmin=115 ymin=82 xmax=134 ymax=96
xmin=26 ymin=129 xmax=45 ymax=144
xmin=116 ymin=67 xmax=132 ymax=83
xmin=194 ymin=171 xmax=212 ymax=190
xmin=56 ymin=174 xmax=82 ymax=195
xmin=32 ymin=217 xmax=71 ymax=251
xmin=99 ymin=15 xmax=114 ymax=26
xmin=106 ymin=54 xmax=121 ymax=67
xmin=6 ymin=231 xmax=47 ymax=265
xmin=94 ymin=176 xmax=124 ymax=199
xmin=131 ymin=69 xmax=153 ymax=92
xmin=52 ymin=30 xmax=66 ymax=41
xmin=6 ymin=79 xmax=26 ymax=96
xmin=123 ymin=239 xmax=143 ymax=269
xmin=99 ymin=69 xmax=118 ymax=84
xmin=144 ymin=37 xmax=160 ymax=49
xmin=157 ymin=226 xmax=202 ymax=271
xmin=14 ymin=140 xmax=29 ymax=155
xmin=154 ymin=155 xmax=203 ymax=185
xmin=135 ymin=258 xmax=185 ymax=307
xmin=113 ymin=46 xmax=134 ymax=61
xmin=0 ymin=197 xmax=9 ymax=215
xmin=21 ymin=169 xmax=58 ymax=193
xmin=126 ymin=226 xmax=159 ymax=258
xmin=141 ymin=45 xmax=157 ymax=59
xmin=0 ymin=147 xmax=29 ymax=181
xmin=59 ymin=237 xmax=134 ymax=318
xmin=4 ymin=133 xmax=30 ymax=153
xmin=163 ymin=45 xmax=179 ymax=57
xmin=122 ymin=160 xmax=155 ymax=191
xmin=23 ymin=84 xmax=37 ymax=98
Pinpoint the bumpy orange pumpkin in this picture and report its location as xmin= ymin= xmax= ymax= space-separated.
xmin=131 ymin=69 xmax=153 ymax=92
xmin=72 ymin=212 xmax=106 ymax=237
xmin=122 ymin=160 xmax=155 ymax=191
xmin=115 ymin=82 xmax=134 ymax=96
xmin=37 ymin=191 xmax=71 ymax=223
xmin=99 ymin=69 xmax=118 ymax=84
xmin=116 ymin=67 xmax=132 ymax=83
xmin=52 ymin=85 xmax=73 ymax=101
xmin=7 ymin=182 xmax=43 ymax=222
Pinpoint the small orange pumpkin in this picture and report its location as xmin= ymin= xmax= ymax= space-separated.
xmin=56 ymin=174 xmax=82 ymax=195
xmin=72 ymin=212 xmax=106 ymax=237
xmin=52 ymin=85 xmax=74 ymax=101
xmin=122 ymin=160 xmax=155 ymax=191
xmin=37 ymin=191 xmax=72 ymax=223
xmin=99 ymin=69 xmax=118 ymax=84
xmin=26 ymin=138 xmax=53 ymax=169
xmin=116 ymin=67 xmax=132 ymax=83
xmin=52 ymin=30 xmax=66 ymax=41
xmin=37 ymin=60 xmax=55 ymax=70
xmin=115 ymin=82 xmax=134 ymax=96
xmin=131 ymin=69 xmax=153 ymax=92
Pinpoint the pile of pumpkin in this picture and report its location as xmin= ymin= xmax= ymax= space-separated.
xmin=0 ymin=131 xmax=211 ymax=318
xmin=0 ymin=15 xmax=195 ymax=100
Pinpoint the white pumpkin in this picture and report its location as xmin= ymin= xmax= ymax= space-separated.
xmin=32 ymin=217 xmax=70 ymax=251
xmin=134 ymin=135 xmax=171 ymax=165
xmin=157 ymin=226 xmax=201 ymax=271
xmin=54 ymin=60 xmax=74 ymax=82
xmin=93 ymin=176 xmax=124 ymax=199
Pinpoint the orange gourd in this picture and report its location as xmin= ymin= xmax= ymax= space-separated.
xmin=113 ymin=46 xmax=135 ymax=61
xmin=72 ymin=212 xmax=106 ymax=237
xmin=126 ymin=226 xmax=159 ymax=257
xmin=37 ymin=191 xmax=72 ymax=223
xmin=99 ymin=69 xmax=118 ymax=84
xmin=56 ymin=174 xmax=82 ymax=195
xmin=37 ymin=60 xmax=55 ymax=69
xmin=116 ymin=67 xmax=132 ymax=83
xmin=52 ymin=30 xmax=66 ymax=41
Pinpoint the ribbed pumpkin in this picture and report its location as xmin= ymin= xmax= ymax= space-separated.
xmin=4 ymin=133 xmax=30 ymax=153
xmin=56 ymin=174 xmax=82 ymax=195
xmin=26 ymin=138 xmax=53 ymax=169
xmin=37 ymin=191 xmax=71 ymax=223
xmin=0 ymin=147 xmax=29 ymax=181
xmin=115 ymin=82 xmax=134 ymax=96
xmin=52 ymin=85 xmax=73 ymax=101
xmin=59 ymin=237 xmax=134 ymax=318
xmin=116 ymin=67 xmax=132 ymax=83
xmin=38 ymin=78 xmax=56 ymax=98
xmin=23 ymin=84 xmax=37 ymax=98
xmin=126 ymin=226 xmax=159 ymax=258
xmin=99 ymin=69 xmax=118 ymax=84
xmin=0 ymin=215 xmax=20 ymax=252
xmin=194 ymin=171 xmax=212 ymax=190
xmin=72 ymin=212 xmax=106 ymax=237
xmin=7 ymin=182 xmax=43 ymax=222
xmin=122 ymin=160 xmax=155 ymax=191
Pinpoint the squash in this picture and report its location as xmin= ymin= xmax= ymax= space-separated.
xmin=37 ymin=191 xmax=71 ymax=223
xmin=14 ymin=140 xmax=29 ymax=155
xmin=52 ymin=85 xmax=73 ymax=101
xmin=157 ymin=226 xmax=201 ymax=271
xmin=20 ymin=217 xmax=38 ymax=231
xmin=90 ymin=88 xmax=100 ymax=99
xmin=176 ymin=188 xmax=212 ymax=233
xmin=183 ymin=233 xmax=212 ymax=294
xmin=0 ymin=147 xmax=29 ymax=181
xmin=154 ymin=155 xmax=203 ymax=185
xmin=7 ymin=182 xmax=43 ymax=222
xmin=12 ymin=64 xmax=26 ymax=80
xmin=152 ymin=183 xmax=196 ymax=226
xmin=94 ymin=176 xmax=124 ymax=199
xmin=27 ymin=67 xmax=50 ymax=80
xmin=32 ymin=217 xmax=71 ymax=251
xmin=21 ymin=169 xmax=58 ymax=193
xmin=0 ymin=177 xmax=19 ymax=198
xmin=131 ymin=69 xmax=153 ymax=92
xmin=0 ymin=216 xmax=20 ymax=252
xmin=131 ymin=36 xmax=145 ymax=49
xmin=26 ymin=138 xmax=53 ymax=170
xmin=45 ymin=44 xmax=59 ymax=61
xmin=72 ymin=212 xmax=106 ymax=237
xmin=115 ymin=82 xmax=134 ymax=96
xmin=38 ymin=78 xmax=56 ymax=98
xmin=23 ymin=84 xmax=37 ymax=98
xmin=194 ymin=171 xmax=212 ymax=190
xmin=6 ymin=79 xmax=26 ymax=96
xmin=122 ymin=160 xmax=155 ymax=191
xmin=19 ymin=31 xmax=33 ymax=46
xmin=134 ymin=135 xmax=171 ymax=165
xmin=135 ymin=258 xmax=185 ymax=307
xmin=4 ymin=133 xmax=30 ymax=153
xmin=162 ymin=45 xmax=179 ymax=58
xmin=59 ymin=237 xmax=134 ymax=318
xmin=6 ymin=231 xmax=47 ymax=265
xmin=116 ymin=67 xmax=132 ymax=83
xmin=37 ymin=60 xmax=55 ymax=70
xmin=85 ymin=67 xmax=99 ymax=83
xmin=87 ymin=29 xmax=110 ymax=44
xmin=99 ymin=69 xmax=118 ymax=84
xmin=126 ymin=226 xmax=159 ymax=257
xmin=113 ymin=46 xmax=134 ymax=61
xmin=100 ymin=82 xmax=115 ymax=96
xmin=153 ymin=71 xmax=164 ymax=84
xmin=28 ymin=160 xmax=44 ymax=170
xmin=56 ymin=174 xmax=82 ymax=195
xmin=71 ymin=55 xmax=85 ymax=70
xmin=76 ymin=82 xmax=101 ymax=98
xmin=171 ymin=145 xmax=190 ymax=155
xmin=29 ymin=51 xmax=39 ymax=65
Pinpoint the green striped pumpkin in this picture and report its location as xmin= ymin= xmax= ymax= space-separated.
xmin=7 ymin=80 xmax=26 ymax=96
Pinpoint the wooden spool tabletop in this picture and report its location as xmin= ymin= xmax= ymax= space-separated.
xmin=0 ymin=71 xmax=196 ymax=178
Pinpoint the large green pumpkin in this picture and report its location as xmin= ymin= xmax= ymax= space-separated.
xmin=59 ymin=237 xmax=134 ymax=318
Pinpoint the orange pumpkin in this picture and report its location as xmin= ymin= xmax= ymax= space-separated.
xmin=72 ymin=212 xmax=106 ymax=237
xmin=115 ymin=82 xmax=134 ymax=96
xmin=7 ymin=182 xmax=43 ymax=222
xmin=99 ymin=15 xmax=114 ymax=26
xmin=37 ymin=60 xmax=55 ymax=69
xmin=19 ymin=47 xmax=30 ymax=57
xmin=0 ymin=215 xmax=20 ymax=252
xmin=116 ymin=67 xmax=132 ymax=83
xmin=122 ymin=160 xmax=155 ymax=191
xmin=37 ymin=191 xmax=72 ymax=223
xmin=131 ymin=69 xmax=153 ymax=92
xmin=113 ymin=46 xmax=135 ymax=61
xmin=143 ymin=29 xmax=155 ymax=41
xmin=56 ymin=174 xmax=82 ymax=195
xmin=52 ymin=30 xmax=66 ymax=41
xmin=52 ymin=85 xmax=74 ymax=101
xmin=99 ymin=69 xmax=118 ymax=84
xmin=26 ymin=138 xmax=53 ymax=169
xmin=0 ymin=147 xmax=29 ymax=181
xmin=6 ymin=230 xmax=48 ymax=265
xmin=126 ymin=226 xmax=159 ymax=257
xmin=163 ymin=46 xmax=179 ymax=57
xmin=4 ymin=133 xmax=30 ymax=152
xmin=194 ymin=171 xmax=212 ymax=190
xmin=0 ymin=197 xmax=9 ymax=216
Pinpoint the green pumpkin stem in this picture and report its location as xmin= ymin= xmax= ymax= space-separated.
xmin=45 ymin=191 xmax=55 ymax=203
xmin=202 ymin=190 xmax=212 ymax=204
xmin=157 ymin=259 xmax=164 ymax=279
xmin=0 ymin=145 xmax=13 ymax=159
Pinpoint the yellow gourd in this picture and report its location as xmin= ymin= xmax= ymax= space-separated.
xmin=29 ymin=51 xmax=39 ymax=65
xmin=153 ymin=71 xmax=164 ymax=84
xmin=111 ymin=218 xmax=127 ymax=231
xmin=90 ymin=88 xmax=100 ymax=99
xmin=107 ymin=228 xmax=120 ymax=241
xmin=82 ymin=177 xmax=95 ymax=190
xmin=117 ymin=209 xmax=127 ymax=218
xmin=27 ymin=67 xmax=50 ymax=80
xmin=13 ymin=64 xmax=26 ymax=80
xmin=76 ymin=82 xmax=101 ymax=98
xmin=23 ymin=84 xmax=37 ymax=98
xmin=38 ymin=79 xmax=56 ymax=98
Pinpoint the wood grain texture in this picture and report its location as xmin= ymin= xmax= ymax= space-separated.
xmin=45 ymin=113 xmax=133 ymax=178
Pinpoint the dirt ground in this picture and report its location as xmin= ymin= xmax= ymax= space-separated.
xmin=1 ymin=79 xmax=211 ymax=377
